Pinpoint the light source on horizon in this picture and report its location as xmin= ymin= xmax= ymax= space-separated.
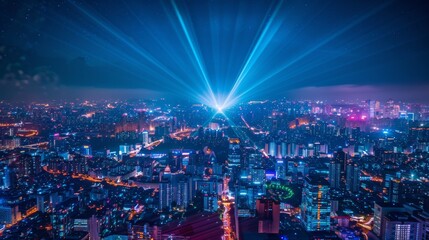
xmin=215 ymin=104 xmax=224 ymax=113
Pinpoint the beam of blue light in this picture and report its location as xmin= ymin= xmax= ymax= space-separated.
xmin=122 ymin=1 xmax=211 ymax=101
xmin=171 ymin=1 xmax=218 ymax=108
xmin=238 ymin=9 xmax=424 ymax=98
xmin=285 ymin=24 xmax=425 ymax=88
xmin=225 ymin=0 xmax=284 ymax=108
xmin=70 ymin=1 xmax=204 ymax=98
xmin=15 ymin=12 xmax=167 ymax=89
xmin=227 ymin=2 xmax=391 ymax=104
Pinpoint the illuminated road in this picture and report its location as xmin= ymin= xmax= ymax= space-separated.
xmin=142 ymin=128 xmax=195 ymax=150
xmin=18 ymin=142 xmax=49 ymax=149
xmin=144 ymin=139 xmax=163 ymax=150
xmin=43 ymin=167 xmax=139 ymax=188
xmin=240 ymin=115 xmax=269 ymax=157
xmin=169 ymin=128 xmax=196 ymax=140
xmin=219 ymin=176 xmax=237 ymax=240
xmin=16 ymin=129 xmax=39 ymax=137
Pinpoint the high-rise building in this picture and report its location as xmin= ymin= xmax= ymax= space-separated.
xmin=301 ymin=176 xmax=331 ymax=231
xmin=275 ymin=159 xmax=286 ymax=180
xmin=73 ymin=215 xmax=100 ymax=240
xmin=346 ymin=163 xmax=360 ymax=193
xmin=36 ymin=194 xmax=47 ymax=213
xmin=80 ymin=145 xmax=92 ymax=157
xmin=383 ymin=212 xmax=423 ymax=240
xmin=159 ymin=182 xmax=171 ymax=211
xmin=373 ymin=202 xmax=404 ymax=238
xmin=268 ymin=141 xmax=276 ymax=157
xmin=227 ymin=138 xmax=241 ymax=168
xmin=388 ymin=178 xmax=401 ymax=204
xmin=16 ymin=154 xmax=41 ymax=178
xmin=1 ymin=166 xmax=12 ymax=189
xmin=256 ymin=198 xmax=280 ymax=234
xmin=0 ymin=204 xmax=21 ymax=225
xmin=368 ymin=100 xmax=376 ymax=119
xmin=142 ymin=131 xmax=149 ymax=145
xmin=203 ymin=194 xmax=219 ymax=212
xmin=333 ymin=149 xmax=347 ymax=183
xmin=329 ymin=160 xmax=341 ymax=189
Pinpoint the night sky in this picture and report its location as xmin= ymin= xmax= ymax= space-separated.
xmin=1 ymin=0 xmax=429 ymax=103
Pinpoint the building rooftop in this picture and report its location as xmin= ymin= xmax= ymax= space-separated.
xmin=385 ymin=212 xmax=418 ymax=222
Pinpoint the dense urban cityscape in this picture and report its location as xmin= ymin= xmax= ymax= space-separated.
xmin=1 ymin=0 xmax=429 ymax=239
xmin=0 ymin=98 xmax=428 ymax=239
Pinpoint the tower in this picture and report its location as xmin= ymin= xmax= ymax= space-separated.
xmin=346 ymin=163 xmax=360 ymax=193
xmin=301 ymin=176 xmax=331 ymax=231
xmin=329 ymin=160 xmax=341 ymax=189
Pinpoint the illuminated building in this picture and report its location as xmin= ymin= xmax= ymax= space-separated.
xmin=155 ymin=125 xmax=169 ymax=137
xmin=268 ymin=141 xmax=276 ymax=157
xmin=51 ymin=198 xmax=79 ymax=239
xmin=119 ymin=144 xmax=130 ymax=155
xmin=36 ymin=194 xmax=47 ymax=213
xmin=373 ymin=202 xmax=404 ymax=238
xmin=388 ymin=178 xmax=401 ymax=204
xmin=345 ymin=163 xmax=360 ymax=193
xmin=80 ymin=145 xmax=92 ymax=157
xmin=368 ymin=100 xmax=376 ymax=118
xmin=1 ymin=137 xmax=20 ymax=149
xmin=158 ymin=182 xmax=172 ymax=211
xmin=17 ymin=154 xmax=41 ymax=178
xmin=383 ymin=212 xmax=423 ymax=240
xmin=256 ymin=198 xmax=280 ymax=234
xmin=73 ymin=215 xmax=100 ymax=240
xmin=249 ymin=168 xmax=265 ymax=185
xmin=90 ymin=188 xmax=109 ymax=201
xmin=174 ymin=180 xmax=191 ymax=208
xmin=203 ymin=194 xmax=219 ymax=212
xmin=333 ymin=149 xmax=347 ymax=183
xmin=0 ymin=166 xmax=13 ymax=189
xmin=329 ymin=160 xmax=341 ymax=189
xmin=275 ymin=159 xmax=286 ymax=180
xmin=409 ymin=123 xmax=429 ymax=142
xmin=142 ymin=130 xmax=149 ymax=145
xmin=0 ymin=204 xmax=21 ymax=225
xmin=301 ymin=176 xmax=331 ymax=231
xmin=227 ymin=138 xmax=241 ymax=167
xmin=159 ymin=175 xmax=191 ymax=211
xmin=131 ymin=224 xmax=161 ymax=239
xmin=194 ymin=178 xmax=223 ymax=196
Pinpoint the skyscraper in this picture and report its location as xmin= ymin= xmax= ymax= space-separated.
xmin=159 ymin=182 xmax=172 ymax=211
xmin=301 ymin=176 xmax=331 ymax=231
xmin=142 ymin=131 xmax=149 ymax=145
xmin=373 ymin=202 xmax=404 ymax=238
xmin=329 ymin=160 xmax=341 ymax=189
xmin=333 ymin=149 xmax=347 ymax=183
xmin=383 ymin=212 xmax=423 ymax=240
xmin=1 ymin=166 xmax=12 ymax=189
xmin=346 ymin=163 xmax=360 ymax=193
xmin=228 ymin=138 xmax=241 ymax=166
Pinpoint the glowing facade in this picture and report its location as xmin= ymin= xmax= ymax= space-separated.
xmin=301 ymin=176 xmax=331 ymax=231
